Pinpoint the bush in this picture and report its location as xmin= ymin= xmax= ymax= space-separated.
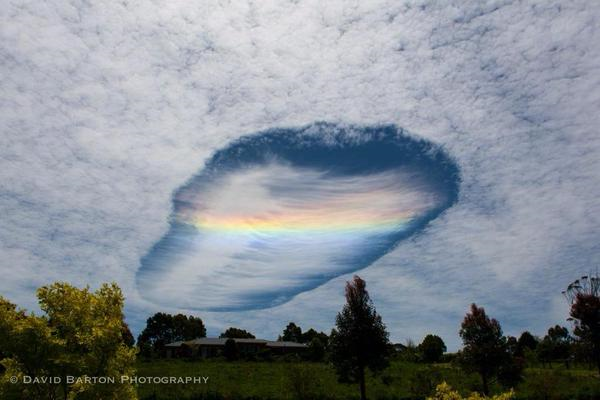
xmin=427 ymin=382 xmax=514 ymax=400
xmin=440 ymin=353 xmax=458 ymax=364
xmin=409 ymin=366 xmax=443 ymax=398
xmin=516 ymin=368 xmax=600 ymax=400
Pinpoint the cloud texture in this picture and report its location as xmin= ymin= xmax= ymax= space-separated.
xmin=1 ymin=0 xmax=599 ymax=349
xmin=137 ymin=125 xmax=459 ymax=311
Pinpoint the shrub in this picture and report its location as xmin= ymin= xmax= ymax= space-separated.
xmin=427 ymin=382 xmax=514 ymax=400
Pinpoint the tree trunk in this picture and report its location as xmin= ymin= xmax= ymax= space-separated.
xmin=359 ymin=365 xmax=367 ymax=400
xmin=481 ymin=372 xmax=489 ymax=396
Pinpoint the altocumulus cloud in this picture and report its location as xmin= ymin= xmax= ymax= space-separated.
xmin=137 ymin=124 xmax=459 ymax=311
xmin=1 ymin=0 xmax=599 ymax=349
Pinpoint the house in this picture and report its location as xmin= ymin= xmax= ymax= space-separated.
xmin=165 ymin=337 xmax=307 ymax=358
xmin=264 ymin=340 xmax=308 ymax=355
xmin=393 ymin=342 xmax=407 ymax=352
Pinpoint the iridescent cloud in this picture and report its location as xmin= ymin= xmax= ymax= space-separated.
xmin=136 ymin=124 xmax=460 ymax=311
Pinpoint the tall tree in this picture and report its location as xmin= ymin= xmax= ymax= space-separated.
xmin=329 ymin=276 xmax=390 ymax=400
xmin=418 ymin=334 xmax=447 ymax=363
xmin=219 ymin=327 xmax=255 ymax=339
xmin=563 ymin=273 xmax=600 ymax=373
xmin=459 ymin=303 xmax=511 ymax=395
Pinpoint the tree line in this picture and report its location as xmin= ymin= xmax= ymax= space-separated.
xmin=133 ymin=273 xmax=600 ymax=399
xmin=0 ymin=273 xmax=598 ymax=399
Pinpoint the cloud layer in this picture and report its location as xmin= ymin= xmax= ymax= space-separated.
xmin=1 ymin=1 xmax=599 ymax=349
xmin=137 ymin=124 xmax=459 ymax=311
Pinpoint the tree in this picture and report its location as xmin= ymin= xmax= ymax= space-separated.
xmin=418 ymin=334 xmax=447 ymax=363
xmin=516 ymin=331 xmax=538 ymax=356
xmin=173 ymin=314 xmax=206 ymax=341
xmin=219 ymin=327 xmax=255 ymax=339
xmin=280 ymin=322 xmax=303 ymax=342
xmin=301 ymin=328 xmax=329 ymax=346
xmin=329 ymin=276 xmax=390 ymax=400
xmin=563 ymin=273 xmax=600 ymax=374
xmin=223 ymin=338 xmax=239 ymax=361
xmin=535 ymin=325 xmax=572 ymax=368
xmin=278 ymin=323 xmax=329 ymax=346
xmin=137 ymin=312 xmax=206 ymax=357
xmin=546 ymin=325 xmax=571 ymax=367
xmin=122 ymin=322 xmax=135 ymax=347
xmin=306 ymin=337 xmax=327 ymax=361
xmin=0 ymin=282 xmax=136 ymax=400
xmin=505 ymin=336 xmax=519 ymax=356
xmin=459 ymin=304 xmax=513 ymax=395
xmin=398 ymin=339 xmax=421 ymax=363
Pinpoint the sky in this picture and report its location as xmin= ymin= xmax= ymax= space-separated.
xmin=1 ymin=0 xmax=599 ymax=350
xmin=137 ymin=125 xmax=460 ymax=311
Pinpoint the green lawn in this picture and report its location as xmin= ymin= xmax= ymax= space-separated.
xmin=135 ymin=359 xmax=599 ymax=400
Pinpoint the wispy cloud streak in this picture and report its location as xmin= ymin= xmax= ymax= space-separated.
xmin=137 ymin=126 xmax=459 ymax=311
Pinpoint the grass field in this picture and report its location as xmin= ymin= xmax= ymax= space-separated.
xmin=135 ymin=359 xmax=600 ymax=400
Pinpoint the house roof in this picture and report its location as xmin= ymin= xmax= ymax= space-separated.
xmin=166 ymin=337 xmax=308 ymax=348
xmin=182 ymin=337 xmax=268 ymax=346
xmin=165 ymin=340 xmax=186 ymax=348
xmin=266 ymin=341 xmax=308 ymax=348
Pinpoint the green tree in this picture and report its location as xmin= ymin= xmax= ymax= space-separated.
xmin=306 ymin=337 xmax=326 ymax=361
xmin=219 ymin=327 xmax=255 ymax=339
xmin=516 ymin=331 xmax=538 ymax=356
xmin=173 ymin=314 xmax=205 ymax=341
xmin=398 ymin=339 xmax=421 ymax=363
xmin=301 ymin=328 xmax=329 ymax=346
xmin=536 ymin=325 xmax=572 ymax=368
xmin=280 ymin=322 xmax=303 ymax=342
xmin=137 ymin=312 xmax=206 ymax=357
xmin=418 ymin=334 xmax=447 ymax=363
xmin=0 ymin=282 xmax=137 ymax=400
xmin=563 ymin=274 xmax=600 ymax=373
xmin=122 ymin=323 xmax=135 ymax=347
xmin=459 ymin=304 xmax=513 ymax=395
xmin=329 ymin=276 xmax=390 ymax=400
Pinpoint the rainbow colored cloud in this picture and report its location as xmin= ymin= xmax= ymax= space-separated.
xmin=137 ymin=123 xmax=460 ymax=311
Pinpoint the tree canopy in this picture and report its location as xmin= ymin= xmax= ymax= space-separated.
xmin=219 ymin=327 xmax=255 ymax=339
xmin=138 ymin=312 xmax=206 ymax=357
xmin=0 ymin=282 xmax=136 ymax=400
xmin=280 ymin=322 xmax=303 ymax=342
xmin=459 ymin=303 xmax=518 ymax=395
xmin=329 ymin=276 xmax=390 ymax=400
xmin=419 ymin=334 xmax=447 ymax=363
xmin=137 ymin=312 xmax=206 ymax=357
xmin=564 ymin=273 xmax=600 ymax=373
xmin=516 ymin=331 xmax=538 ymax=356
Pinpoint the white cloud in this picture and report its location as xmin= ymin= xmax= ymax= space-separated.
xmin=1 ymin=0 xmax=599 ymax=349
xmin=138 ymin=146 xmax=454 ymax=311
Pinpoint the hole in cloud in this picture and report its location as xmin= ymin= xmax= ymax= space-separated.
xmin=137 ymin=123 xmax=460 ymax=311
